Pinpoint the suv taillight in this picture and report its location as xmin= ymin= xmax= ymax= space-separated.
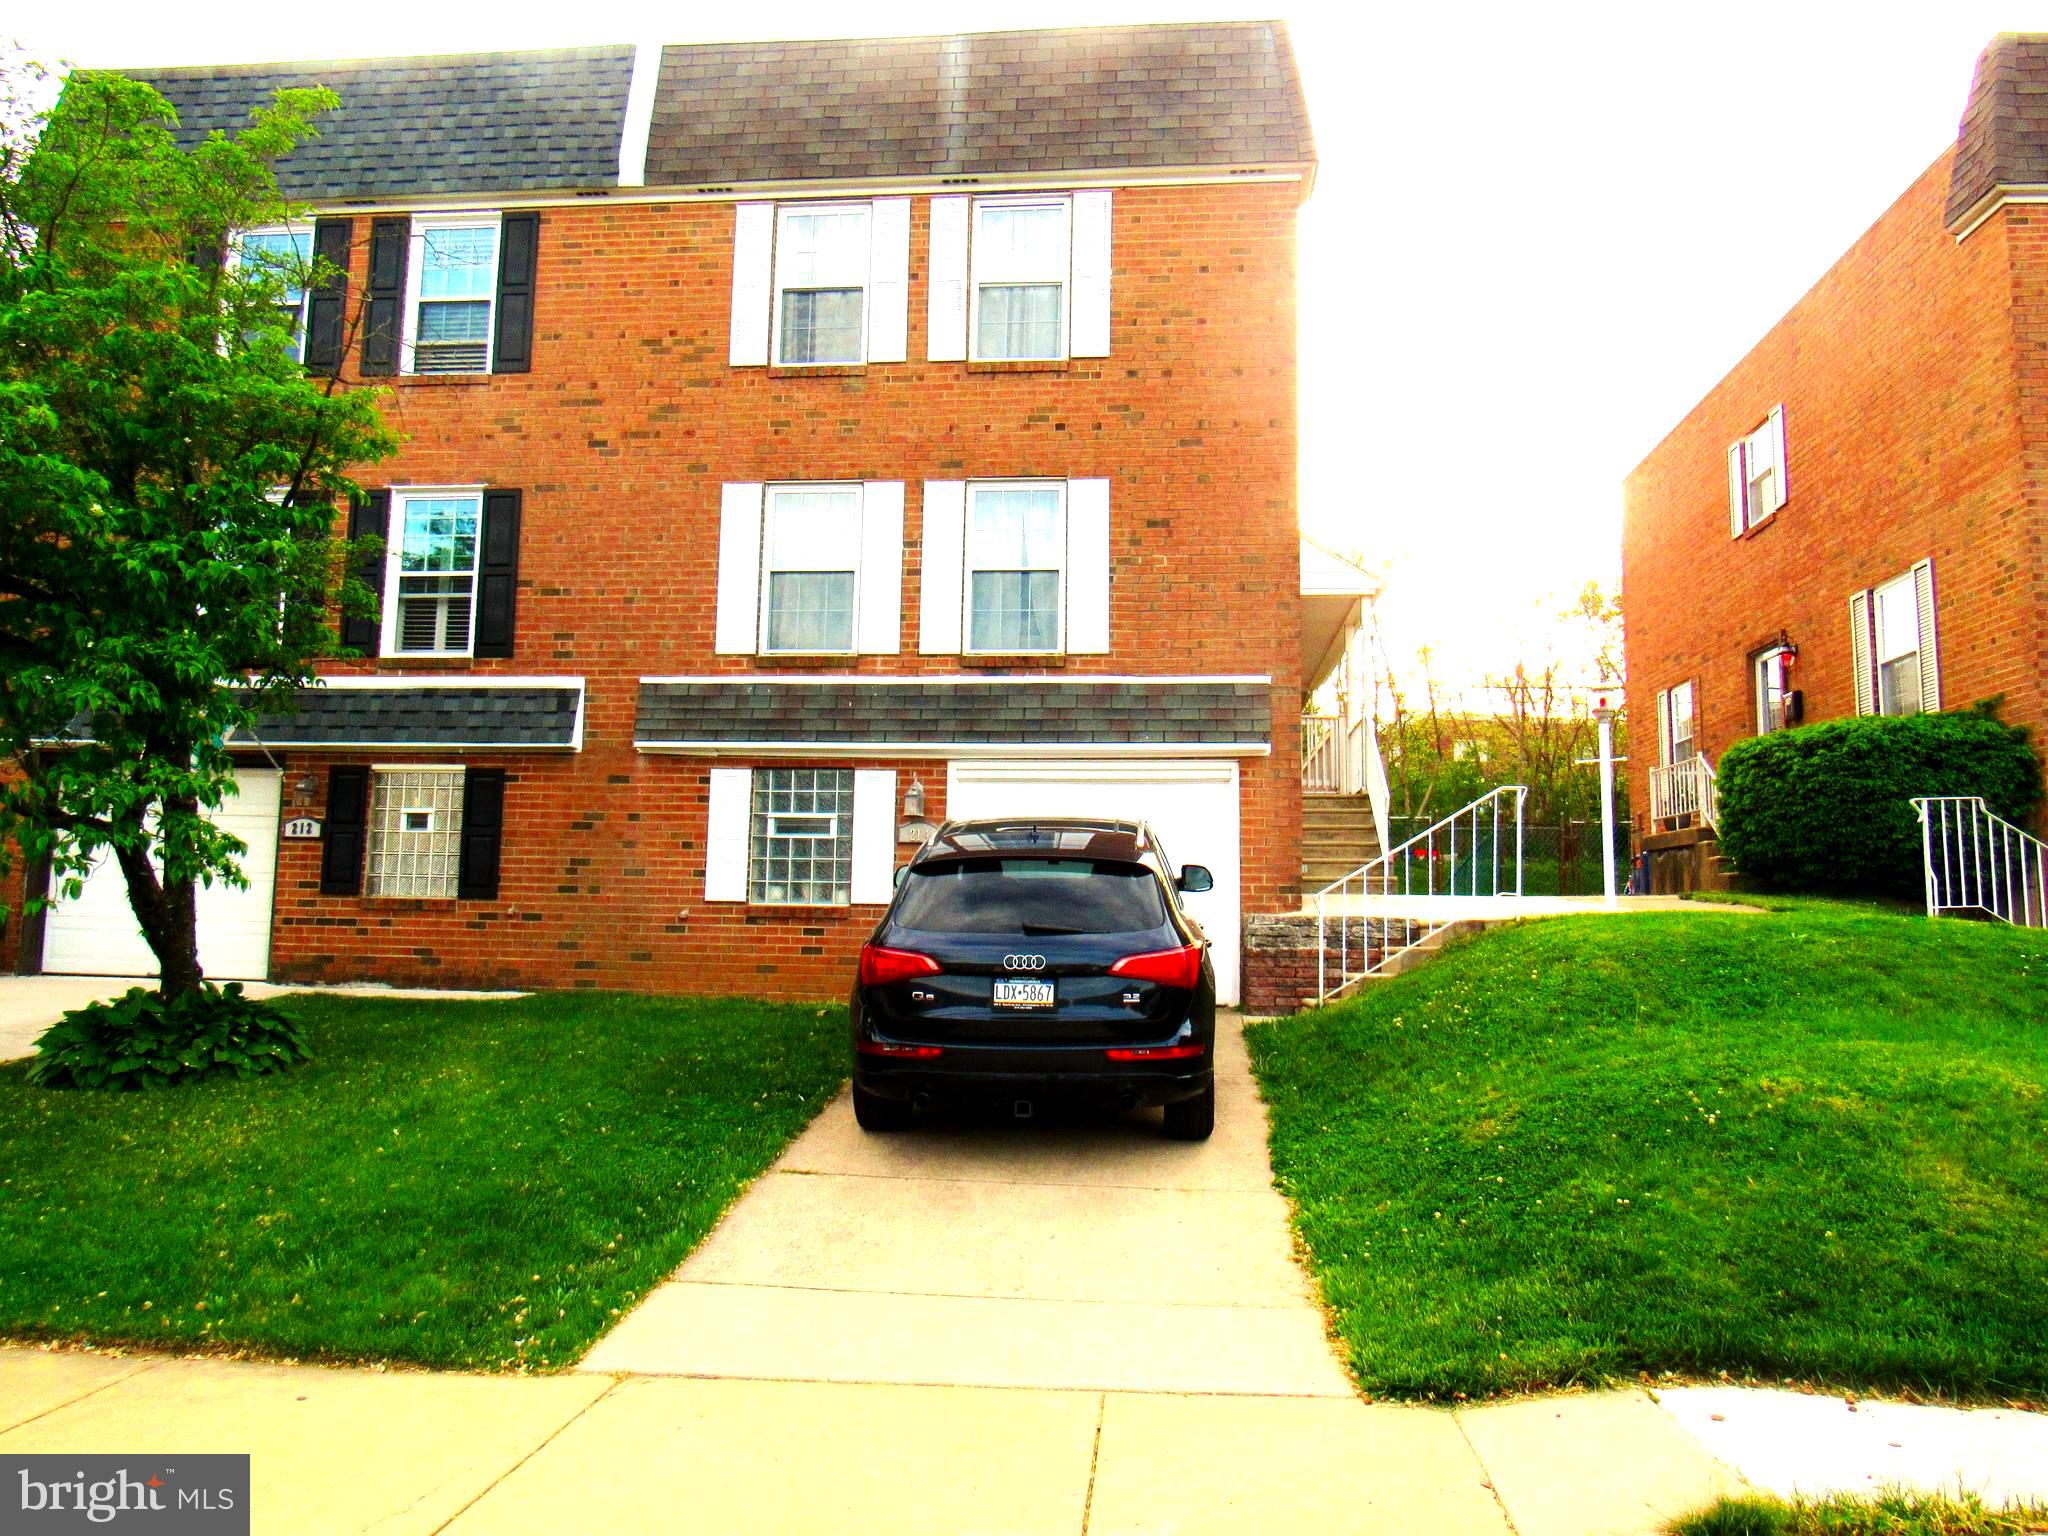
xmin=858 ymin=944 xmax=941 ymax=988
xmin=1108 ymin=943 xmax=1203 ymax=990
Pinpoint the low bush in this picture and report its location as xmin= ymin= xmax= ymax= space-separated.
xmin=28 ymin=983 xmax=310 ymax=1090
xmin=1716 ymin=711 xmax=2040 ymax=895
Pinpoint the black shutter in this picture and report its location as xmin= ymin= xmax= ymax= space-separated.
xmin=303 ymin=217 xmax=352 ymax=375
xmin=492 ymin=212 xmax=539 ymax=374
xmin=360 ymin=216 xmax=410 ymax=376
xmin=457 ymin=769 xmax=507 ymax=901
xmin=320 ymin=766 xmax=370 ymax=896
xmin=472 ymin=490 xmax=522 ymax=659
xmin=341 ymin=492 xmax=387 ymax=654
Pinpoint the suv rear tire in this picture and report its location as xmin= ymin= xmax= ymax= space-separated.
xmin=853 ymin=1081 xmax=913 ymax=1132
xmin=1162 ymin=1080 xmax=1215 ymax=1141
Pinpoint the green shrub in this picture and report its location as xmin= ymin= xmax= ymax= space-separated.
xmin=28 ymin=983 xmax=310 ymax=1090
xmin=1716 ymin=711 xmax=2041 ymax=895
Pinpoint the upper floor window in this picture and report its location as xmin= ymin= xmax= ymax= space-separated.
xmin=1850 ymin=561 xmax=1940 ymax=718
xmin=406 ymin=219 xmax=501 ymax=374
xmin=383 ymin=489 xmax=482 ymax=656
xmin=971 ymin=198 xmax=1071 ymax=361
xmin=966 ymin=481 xmax=1066 ymax=652
xmin=233 ymin=227 xmax=313 ymax=360
xmin=774 ymin=205 xmax=871 ymax=366
xmin=1754 ymin=645 xmax=1794 ymax=733
xmin=1727 ymin=405 xmax=1788 ymax=536
xmin=357 ymin=211 xmax=537 ymax=379
xmin=761 ymin=484 xmax=863 ymax=654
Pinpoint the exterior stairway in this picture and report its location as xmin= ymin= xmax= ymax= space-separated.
xmin=1302 ymin=792 xmax=1382 ymax=890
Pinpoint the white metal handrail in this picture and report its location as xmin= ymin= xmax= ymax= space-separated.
xmin=1649 ymin=754 xmax=1718 ymax=829
xmin=1311 ymin=785 xmax=1527 ymax=1002
xmin=1302 ymin=715 xmax=1341 ymax=792
xmin=1913 ymin=796 xmax=2048 ymax=929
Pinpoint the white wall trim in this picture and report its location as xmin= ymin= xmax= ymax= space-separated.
xmin=303 ymin=674 xmax=586 ymax=691
xmin=616 ymin=43 xmax=662 ymax=188
xmin=637 ymin=672 xmax=1271 ymax=686
xmin=634 ymin=740 xmax=1271 ymax=759
xmin=1951 ymin=185 xmax=2048 ymax=242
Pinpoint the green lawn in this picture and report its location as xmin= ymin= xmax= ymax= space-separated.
xmin=1245 ymin=899 xmax=2048 ymax=1400
xmin=0 ymin=991 xmax=846 ymax=1370
xmin=1672 ymin=1492 xmax=2048 ymax=1535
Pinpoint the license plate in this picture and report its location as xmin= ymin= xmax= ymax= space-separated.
xmin=992 ymin=979 xmax=1056 ymax=1010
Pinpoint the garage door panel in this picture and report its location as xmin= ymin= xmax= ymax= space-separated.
xmin=41 ymin=771 xmax=281 ymax=982
xmin=946 ymin=760 xmax=1241 ymax=1004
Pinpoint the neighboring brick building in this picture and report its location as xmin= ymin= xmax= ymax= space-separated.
xmin=21 ymin=24 xmax=1368 ymax=1005
xmin=1623 ymin=33 xmax=2048 ymax=882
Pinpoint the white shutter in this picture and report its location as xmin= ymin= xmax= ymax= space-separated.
xmin=1912 ymin=558 xmax=1940 ymax=712
xmin=704 ymin=768 xmax=752 ymax=902
xmin=850 ymin=769 xmax=897 ymax=905
xmin=919 ymin=480 xmax=966 ymax=653
xmin=728 ymin=203 xmax=774 ymax=367
xmin=1070 ymin=190 xmax=1113 ymax=358
xmin=1849 ymin=589 xmax=1876 ymax=716
xmin=1727 ymin=441 xmax=1747 ymax=538
xmin=1768 ymin=404 xmax=1789 ymax=510
xmin=714 ymin=483 xmax=764 ymax=654
xmin=857 ymin=481 xmax=905 ymax=654
xmin=1065 ymin=477 xmax=1111 ymax=654
xmin=1654 ymin=687 xmax=1671 ymax=766
xmin=867 ymin=198 xmax=910 ymax=363
xmin=926 ymin=196 xmax=969 ymax=362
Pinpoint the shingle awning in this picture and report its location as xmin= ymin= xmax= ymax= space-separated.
xmin=230 ymin=679 xmax=585 ymax=752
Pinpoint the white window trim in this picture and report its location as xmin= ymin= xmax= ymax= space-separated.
xmin=770 ymin=200 xmax=872 ymax=368
xmin=1729 ymin=405 xmax=1788 ymax=535
xmin=962 ymin=478 xmax=1068 ymax=656
xmin=229 ymin=224 xmax=312 ymax=363
xmin=969 ymin=194 xmax=1073 ymax=363
xmin=381 ymin=485 xmax=489 ymax=660
xmin=747 ymin=766 xmax=856 ymax=908
xmin=1662 ymin=680 xmax=1696 ymax=766
xmin=1753 ymin=645 xmax=1793 ymax=734
xmin=755 ymin=481 xmax=864 ymax=657
xmin=401 ymin=212 xmax=502 ymax=376
xmin=1871 ymin=567 xmax=1935 ymax=717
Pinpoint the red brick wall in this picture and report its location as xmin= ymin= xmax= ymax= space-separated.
xmin=264 ymin=180 xmax=1305 ymax=997
xmin=1622 ymin=148 xmax=2047 ymax=828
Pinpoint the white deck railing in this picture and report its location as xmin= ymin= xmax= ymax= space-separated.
xmin=1302 ymin=715 xmax=1341 ymax=792
xmin=1649 ymin=754 xmax=1718 ymax=829
xmin=1913 ymin=796 xmax=2048 ymax=929
xmin=1311 ymin=785 xmax=1527 ymax=1003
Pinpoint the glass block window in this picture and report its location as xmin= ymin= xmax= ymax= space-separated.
xmin=966 ymin=481 xmax=1065 ymax=653
xmin=235 ymin=227 xmax=313 ymax=359
xmin=750 ymin=768 xmax=854 ymax=906
xmin=366 ymin=769 xmax=465 ymax=898
xmin=392 ymin=493 xmax=482 ymax=654
xmin=413 ymin=222 xmax=499 ymax=374
xmin=774 ymin=205 xmax=869 ymax=365
xmin=761 ymin=484 xmax=861 ymax=653
xmin=973 ymin=199 xmax=1069 ymax=361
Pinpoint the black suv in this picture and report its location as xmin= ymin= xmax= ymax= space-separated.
xmin=848 ymin=817 xmax=1218 ymax=1140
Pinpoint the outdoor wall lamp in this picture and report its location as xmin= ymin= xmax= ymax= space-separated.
xmin=902 ymin=777 xmax=926 ymax=819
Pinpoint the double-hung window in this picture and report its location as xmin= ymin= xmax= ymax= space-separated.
xmin=1873 ymin=573 xmax=1926 ymax=716
xmin=971 ymin=198 xmax=1071 ymax=361
xmin=234 ymin=227 xmax=313 ymax=360
xmin=750 ymin=768 xmax=854 ymax=905
xmin=406 ymin=218 xmax=500 ymax=374
xmin=1728 ymin=405 xmax=1788 ymax=535
xmin=365 ymin=768 xmax=466 ymax=898
xmin=1661 ymin=680 xmax=1696 ymax=766
xmin=774 ymin=204 xmax=870 ymax=365
xmin=1754 ymin=646 xmax=1794 ymax=734
xmin=760 ymin=485 xmax=862 ymax=653
xmin=384 ymin=490 xmax=483 ymax=656
xmin=965 ymin=482 xmax=1065 ymax=653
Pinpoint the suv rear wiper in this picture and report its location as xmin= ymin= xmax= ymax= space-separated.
xmin=1020 ymin=922 xmax=1085 ymax=936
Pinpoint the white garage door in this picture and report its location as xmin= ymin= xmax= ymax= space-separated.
xmin=946 ymin=759 xmax=1243 ymax=1005
xmin=41 ymin=770 xmax=281 ymax=982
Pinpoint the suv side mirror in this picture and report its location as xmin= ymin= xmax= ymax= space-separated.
xmin=1177 ymin=864 xmax=1214 ymax=894
xmin=894 ymin=863 xmax=909 ymax=889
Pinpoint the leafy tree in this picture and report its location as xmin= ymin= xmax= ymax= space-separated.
xmin=0 ymin=64 xmax=395 ymax=999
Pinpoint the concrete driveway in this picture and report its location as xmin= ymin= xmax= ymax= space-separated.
xmin=580 ymin=1013 xmax=1354 ymax=1396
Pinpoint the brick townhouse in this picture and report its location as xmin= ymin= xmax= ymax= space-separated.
xmin=1623 ymin=32 xmax=2048 ymax=885
xmin=11 ymin=22 xmax=1382 ymax=1005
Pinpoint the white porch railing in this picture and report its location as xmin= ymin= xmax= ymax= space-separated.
xmin=1302 ymin=715 xmax=1341 ymax=792
xmin=1649 ymin=754 xmax=1718 ymax=829
xmin=1913 ymin=796 xmax=2048 ymax=928
xmin=1311 ymin=786 xmax=1527 ymax=1003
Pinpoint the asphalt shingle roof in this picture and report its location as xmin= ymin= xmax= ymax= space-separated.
xmin=126 ymin=46 xmax=634 ymax=202
xmin=643 ymin=21 xmax=1313 ymax=185
xmin=1948 ymin=33 xmax=2048 ymax=227
xmin=230 ymin=685 xmax=582 ymax=750
xmin=634 ymin=679 xmax=1270 ymax=748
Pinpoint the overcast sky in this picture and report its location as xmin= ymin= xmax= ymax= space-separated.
xmin=11 ymin=0 xmax=2040 ymax=685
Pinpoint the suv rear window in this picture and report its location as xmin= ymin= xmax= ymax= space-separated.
xmin=894 ymin=858 xmax=1167 ymax=935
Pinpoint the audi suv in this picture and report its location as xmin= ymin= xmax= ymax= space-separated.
xmin=848 ymin=817 xmax=1218 ymax=1140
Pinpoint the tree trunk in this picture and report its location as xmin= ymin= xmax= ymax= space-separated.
xmin=111 ymin=797 xmax=206 ymax=1003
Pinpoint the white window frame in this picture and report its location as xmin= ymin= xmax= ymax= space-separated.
xmin=1872 ymin=571 xmax=1925 ymax=717
xmin=1753 ymin=646 xmax=1794 ymax=735
xmin=757 ymin=482 xmax=864 ymax=657
xmin=1729 ymin=405 xmax=1788 ymax=536
xmin=381 ymin=486 xmax=488 ymax=659
xmin=969 ymin=195 xmax=1073 ymax=363
xmin=402 ymin=213 xmax=502 ymax=376
xmin=229 ymin=224 xmax=313 ymax=363
xmin=1663 ymin=680 xmax=1696 ymax=766
xmin=748 ymin=767 xmax=855 ymax=907
xmin=365 ymin=765 xmax=466 ymax=900
xmin=770 ymin=201 xmax=872 ymax=367
xmin=963 ymin=479 xmax=1068 ymax=656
